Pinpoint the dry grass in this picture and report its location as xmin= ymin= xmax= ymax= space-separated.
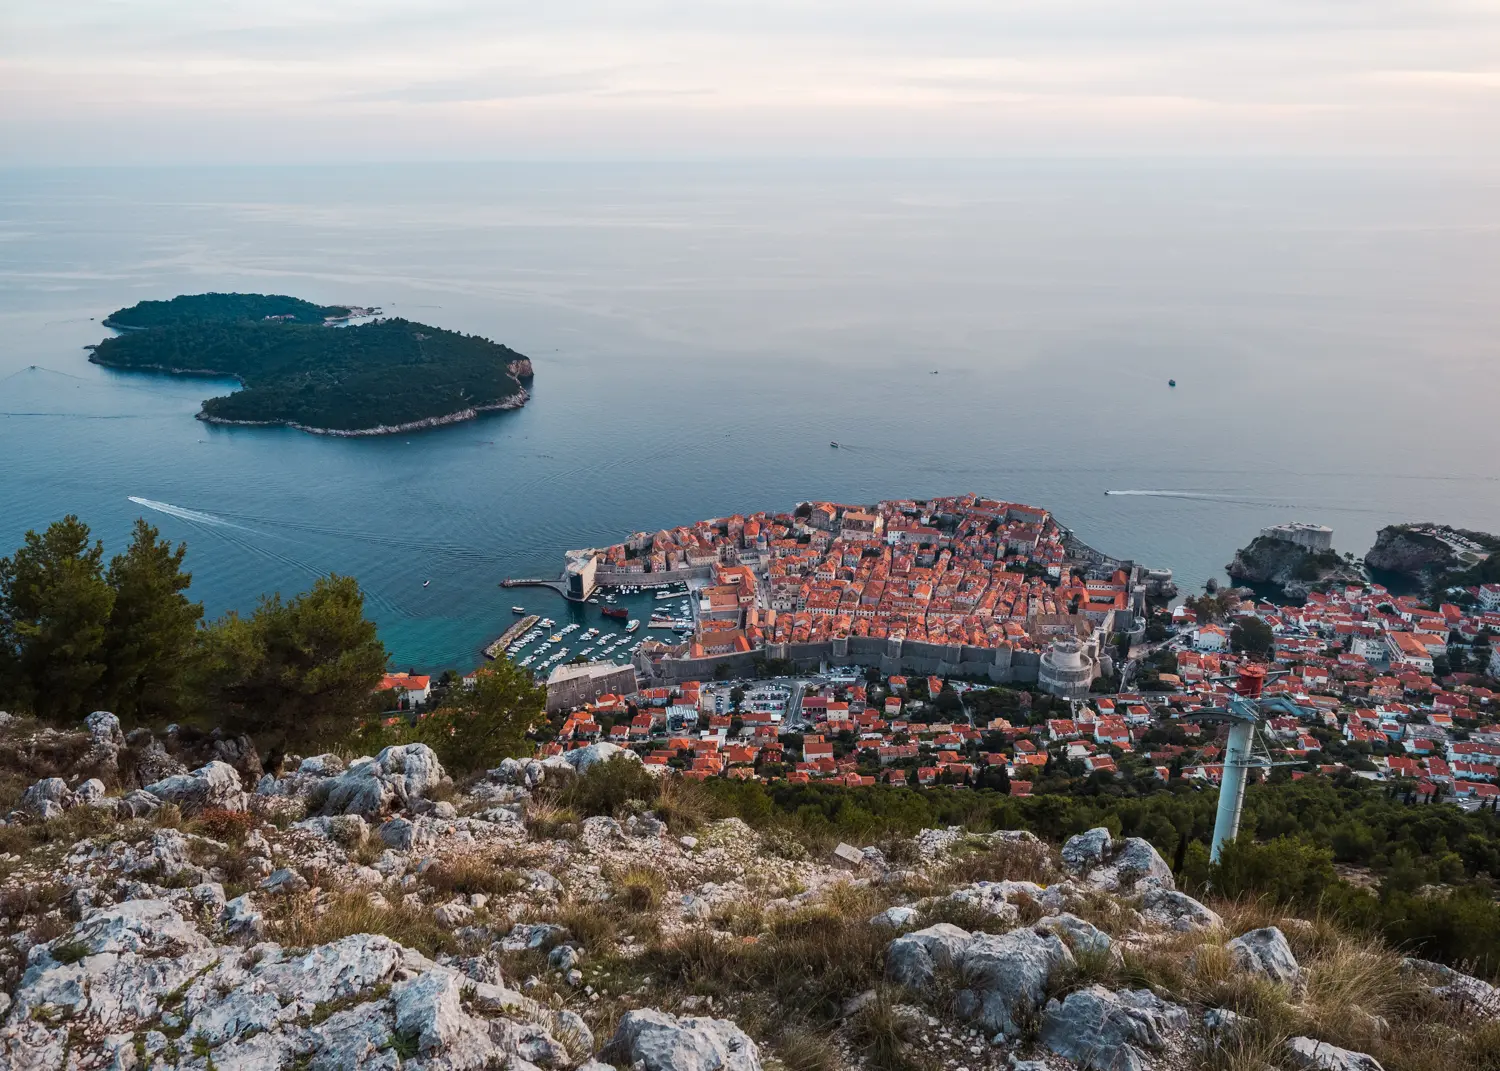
xmin=422 ymin=855 xmax=524 ymax=898
xmin=270 ymin=891 xmax=458 ymax=958
xmin=539 ymin=894 xmax=659 ymax=955
xmin=710 ymin=898 xmax=768 ymax=938
xmin=772 ymin=1024 xmax=842 ymax=1071
xmin=652 ymin=883 xmax=890 ymax=1021
xmin=936 ymin=835 xmax=1055 ymax=888
xmin=613 ymin=865 xmax=668 ymax=913
xmin=917 ymin=898 xmax=1016 ymax=936
xmin=0 ymin=804 xmax=126 ymax=856
xmin=188 ymin=808 xmax=257 ymax=845
xmin=653 ymin=776 xmax=715 ymax=834
xmin=846 ymin=989 xmax=930 ymax=1071
xmin=525 ymin=798 xmax=580 ymax=840
xmin=1114 ymin=903 xmax=1500 ymax=1071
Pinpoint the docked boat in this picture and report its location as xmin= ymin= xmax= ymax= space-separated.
xmin=601 ymin=606 xmax=629 ymax=620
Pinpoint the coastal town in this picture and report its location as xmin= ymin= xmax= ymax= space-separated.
xmin=416 ymin=496 xmax=1500 ymax=810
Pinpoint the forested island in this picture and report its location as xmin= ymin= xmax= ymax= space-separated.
xmin=89 ymin=292 xmax=534 ymax=435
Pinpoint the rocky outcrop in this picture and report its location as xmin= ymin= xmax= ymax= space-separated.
xmin=4 ymin=905 xmax=584 ymax=1071
xmin=1287 ymin=1037 xmax=1385 ymax=1071
xmin=1364 ymin=526 xmax=1458 ymax=582
xmin=1061 ymin=829 xmax=1175 ymax=893
xmin=546 ymin=741 xmax=642 ymax=775
xmin=887 ymin=922 xmax=1076 ymax=1037
xmin=1228 ymin=926 xmax=1302 ymax=987
xmin=1039 ymin=985 xmax=1189 ymax=1071
xmin=507 ymin=357 xmax=535 ymax=380
xmin=143 ymin=760 xmax=247 ymax=814
xmin=315 ymin=744 xmax=449 ymax=818
xmin=1138 ymin=887 xmax=1223 ymax=932
xmin=1226 ymin=536 xmax=1358 ymax=598
xmin=608 ymin=1008 xmax=762 ymax=1071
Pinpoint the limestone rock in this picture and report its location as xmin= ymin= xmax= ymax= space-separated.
xmin=1111 ymin=838 xmax=1175 ymax=891
xmin=886 ymin=923 xmax=972 ymax=992
xmin=1040 ymin=985 xmax=1189 ymax=1071
xmin=1139 ymin=887 xmax=1223 ymax=932
xmin=113 ymin=789 xmax=163 ymax=819
xmin=1287 ymin=1037 xmax=1385 ymax=1071
xmin=80 ymin=710 xmax=126 ymax=778
xmin=491 ymin=757 xmax=546 ymax=788
xmin=318 ymin=744 xmax=448 ymax=818
xmin=1036 ymin=913 xmax=1113 ymax=956
xmin=1228 ymin=927 xmax=1301 ymax=987
xmin=956 ymin=926 xmax=1076 ymax=1036
xmin=1402 ymin=958 xmax=1500 ymax=1018
xmin=10 ymin=900 xmax=218 ymax=1029
xmin=143 ymin=759 xmax=247 ymax=814
xmin=870 ymin=906 xmax=920 ymax=929
xmin=128 ymin=728 xmax=187 ymax=784
xmin=1062 ymin=828 xmax=1113 ymax=873
xmin=220 ymin=894 xmax=265 ymax=941
xmin=555 ymin=741 xmax=641 ymax=774
xmin=610 ymin=1007 xmax=763 ymax=1071
xmin=20 ymin=777 xmax=74 ymax=818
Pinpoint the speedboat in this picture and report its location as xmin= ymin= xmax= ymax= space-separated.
xmin=512 ymin=606 xmax=525 ymax=614
xmin=423 ymin=580 xmax=430 ymax=588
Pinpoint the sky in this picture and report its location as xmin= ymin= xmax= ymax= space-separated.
xmin=3 ymin=0 xmax=1500 ymax=164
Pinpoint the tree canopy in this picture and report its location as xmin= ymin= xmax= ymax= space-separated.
xmin=104 ymin=292 xmax=351 ymax=330
xmin=200 ymin=574 xmax=388 ymax=751
xmin=0 ymin=516 xmax=114 ymax=721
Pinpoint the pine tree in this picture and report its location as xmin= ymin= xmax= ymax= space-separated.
xmin=0 ymin=515 xmax=114 ymax=721
xmin=201 ymin=573 xmax=388 ymax=750
xmin=102 ymin=519 xmax=203 ymax=721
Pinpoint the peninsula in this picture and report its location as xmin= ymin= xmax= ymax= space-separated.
xmin=89 ymin=292 xmax=534 ymax=435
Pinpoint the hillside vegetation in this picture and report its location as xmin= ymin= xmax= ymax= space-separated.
xmin=90 ymin=293 xmax=533 ymax=433
xmin=103 ymin=292 xmax=353 ymax=329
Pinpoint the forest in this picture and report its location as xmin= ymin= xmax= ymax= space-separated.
xmin=103 ymin=292 xmax=353 ymax=329
xmin=90 ymin=294 xmax=532 ymax=432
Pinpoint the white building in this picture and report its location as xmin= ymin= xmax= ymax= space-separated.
xmin=1194 ymin=624 xmax=1230 ymax=652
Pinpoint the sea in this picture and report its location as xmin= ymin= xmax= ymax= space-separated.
xmin=2 ymin=160 xmax=1498 ymax=669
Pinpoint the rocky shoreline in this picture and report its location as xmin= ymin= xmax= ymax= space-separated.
xmin=195 ymin=388 xmax=531 ymax=437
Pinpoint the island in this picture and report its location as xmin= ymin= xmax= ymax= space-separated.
xmin=88 ymin=292 xmax=534 ymax=435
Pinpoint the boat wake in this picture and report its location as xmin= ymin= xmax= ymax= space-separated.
xmin=127 ymin=497 xmax=249 ymax=530
xmin=1104 ymin=490 xmax=1243 ymax=500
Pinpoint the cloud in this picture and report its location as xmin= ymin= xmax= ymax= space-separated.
xmin=2 ymin=0 xmax=1499 ymax=162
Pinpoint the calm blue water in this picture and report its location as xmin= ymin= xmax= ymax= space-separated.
xmin=2 ymin=161 xmax=1498 ymax=668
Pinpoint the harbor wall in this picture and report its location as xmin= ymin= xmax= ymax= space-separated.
xmin=595 ymin=564 xmax=714 ymax=587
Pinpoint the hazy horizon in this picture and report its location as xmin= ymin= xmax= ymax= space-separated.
xmin=5 ymin=1 xmax=1500 ymax=166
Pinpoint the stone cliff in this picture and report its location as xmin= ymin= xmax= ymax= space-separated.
xmin=1225 ymin=535 xmax=1359 ymax=598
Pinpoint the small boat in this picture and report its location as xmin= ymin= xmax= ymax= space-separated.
xmin=423 ymin=580 xmax=431 ymax=588
xmin=626 ymin=620 xmax=640 ymax=633
xmin=829 ymin=441 xmax=839 ymax=448
xmin=512 ymin=606 xmax=525 ymax=614
xmin=1168 ymin=379 xmax=1176 ymax=387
